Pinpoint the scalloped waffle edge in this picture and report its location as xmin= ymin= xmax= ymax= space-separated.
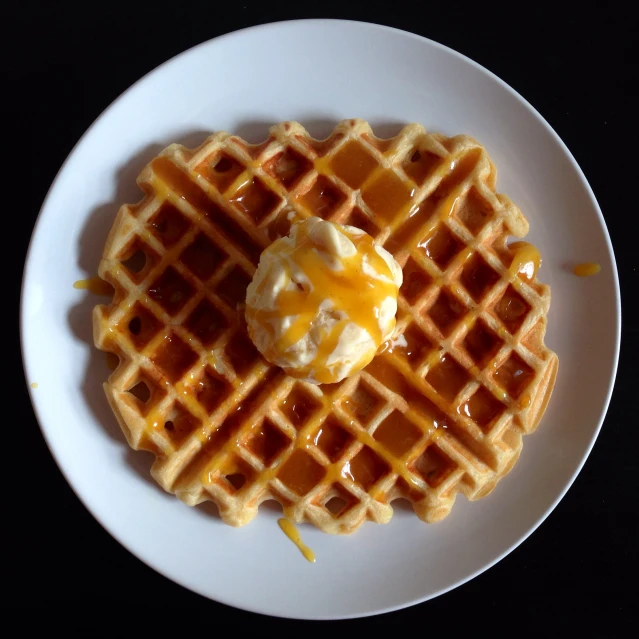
xmin=94 ymin=118 xmax=558 ymax=534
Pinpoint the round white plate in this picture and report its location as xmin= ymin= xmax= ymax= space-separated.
xmin=21 ymin=20 xmax=620 ymax=619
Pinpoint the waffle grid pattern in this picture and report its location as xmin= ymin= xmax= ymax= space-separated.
xmin=94 ymin=119 xmax=558 ymax=533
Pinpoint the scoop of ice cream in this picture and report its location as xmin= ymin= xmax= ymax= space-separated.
xmin=245 ymin=216 xmax=402 ymax=384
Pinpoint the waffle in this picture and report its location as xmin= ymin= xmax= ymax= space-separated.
xmin=94 ymin=119 xmax=558 ymax=534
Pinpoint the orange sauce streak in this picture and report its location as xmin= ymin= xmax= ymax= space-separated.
xmin=360 ymin=171 xmax=415 ymax=223
xmin=145 ymin=406 xmax=164 ymax=431
xmin=73 ymin=276 xmax=114 ymax=296
xmin=509 ymin=242 xmax=541 ymax=281
xmin=247 ymin=220 xmax=399 ymax=383
xmin=278 ymin=519 xmax=316 ymax=563
xmin=573 ymin=262 xmax=601 ymax=277
xmin=519 ymin=392 xmax=532 ymax=409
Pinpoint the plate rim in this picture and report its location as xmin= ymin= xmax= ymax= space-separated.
xmin=20 ymin=18 xmax=621 ymax=619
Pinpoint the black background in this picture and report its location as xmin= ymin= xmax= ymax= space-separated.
xmin=6 ymin=1 xmax=637 ymax=630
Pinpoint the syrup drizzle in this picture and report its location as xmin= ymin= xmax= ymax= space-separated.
xmin=278 ymin=519 xmax=316 ymax=563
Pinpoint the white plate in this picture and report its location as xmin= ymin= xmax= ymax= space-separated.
xmin=21 ymin=20 xmax=620 ymax=619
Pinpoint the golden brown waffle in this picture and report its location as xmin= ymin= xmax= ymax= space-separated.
xmin=94 ymin=119 xmax=558 ymax=534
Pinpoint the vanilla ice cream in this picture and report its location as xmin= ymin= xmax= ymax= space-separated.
xmin=245 ymin=216 xmax=402 ymax=384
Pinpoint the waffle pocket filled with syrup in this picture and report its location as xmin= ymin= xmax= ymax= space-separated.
xmin=93 ymin=119 xmax=557 ymax=534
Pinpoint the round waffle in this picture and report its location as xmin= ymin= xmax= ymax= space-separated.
xmin=93 ymin=119 xmax=558 ymax=534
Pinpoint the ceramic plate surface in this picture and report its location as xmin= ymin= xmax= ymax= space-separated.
xmin=21 ymin=19 xmax=620 ymax=619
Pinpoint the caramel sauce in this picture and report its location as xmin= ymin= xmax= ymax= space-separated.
xmin=278 ymin=519 xmax=316 ymax=563
xmin=196 ymin=153 xmax=245 ymax=193
xmin=400 ymin=258 xmax=433 ymax=304
xmin=277 ymin=449 xmax=326 ymax=496
xmin=418 ymin=225 xmax=463 ymax=270
xmin=384 ymin=199 xmax=437 ymax=254
xmin=396 ymin=325 xmax=434 ymax=364
xmin=229 ymin=176 xmax=281 ymax=223
xmin=461 ymin=254 xmax=499 ymax=302
xmin=180 ymin=233 xmax=227 ymax=281
xmin=342 ymin=383 xmax=384 ymax=425
xmin=329 ymin=140 xmax=378 ymax=189
xmin=124 ymin=303 xmax=163 ymax=349
xmin=151 ymin=157 xmax=222 ymax=212
xmin=299 ymin=175 xmax=346 ymax=217
xmin=144 ymin=405 xmax=164 ymax=431
xmin=194 ymin=370 xmax=283 ymax=485
xmin=246 ymin=219 xmax=399 ymax=384
xmin=175 ymin=420 xmax=240 ymax=488
xmin=519 ymin=392 xmax=532 ymax=409
xmin=494 ymin=354 xmax=534 ymax=399
xmin=126 ymin=132 xmax=544 ymax=521
xmin=267 ymin=209 xmax=299 ymax=242
xmin=495 ymin=285 xmax=530 ymax=333
xmin=378 ymin=332 xmax=408 ymax=356
xmin=361 ymin=170 xmax=415 ymax=223
xmin=463 ymin=320 xmax=503 ymax=367
xmin=148 ymin=266 xmax=194 ymax=316
xmin=149 ymin=202 xmax=189 ymax=247
xmin=373 ymin=412 xmax=422 ymax=458
xmin=163 ymin=403 xmax=201 ymax=446
xmin=73 ymin=276 xmax=114 ymax=296
xmin=387 ymin=150 xmax=480 ymax=255
xmin=341 ymin=435 xmax=422 ymax=495
xmin=509 ymin=241 xmax=541 ymax=281
xmin=425 ymin=354 xmax=470 ymax=402
xmin=195 ymin=368 xmax=231 ymax=413
xmin=276 ymin=393 xmax=422 ymax=498
xmin=246 ymin=419 xmax=290 ymax=466
xmin=215 ymin=266 xmax=251 ymax=309
xmin=573 ymin=262 xmax=601 ymax=277
xmin=151 ymin=332 xmax=198 ymax=383
xmin=413 ymin=444 xmax=456 ymax=488
xmin=342 ymin=446 xmax=390 ymax=490
xmin=455 ymin=186 xmax=493 ymax=235
xmin=313 ymin=417 xmax=352 ymax=461
xmin=496 ymin=296 xmax=527 ymax=323
xmin=402 ymin=148 xmax=443 ymax=185
xmin=184 ymin=299 xmax=228 ymax=347
xmin=225 ymin=331 xmax=260 ymax=375
xmin=280 ymin=388 xmax=320 ymax=427
xmin=365 ymin=357 xmax=450 ymax=432
xmin=457 ymin=386 xmax=505 ymax=432
xmin=429 ymin=289 xmax=466 ymax=336
xmin=151 ymin=157 xmax=264 ymax=265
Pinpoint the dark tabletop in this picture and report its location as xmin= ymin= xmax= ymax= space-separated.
xmin=7 ymin=1 xmax=637 ymax=630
